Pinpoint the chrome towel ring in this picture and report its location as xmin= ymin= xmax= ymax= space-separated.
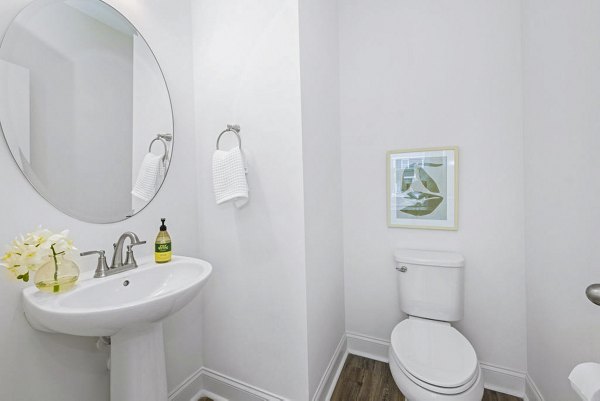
xmin=149 ymin=133 xmax=172 ymax=162
xmin=216 ymin=124 xmax=241 ymax=150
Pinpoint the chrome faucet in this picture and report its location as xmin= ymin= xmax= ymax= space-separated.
xmin=80 ymin=232 xmax=146 ymax=278
xmin=111 ymin=232 xmax=146 ymax=269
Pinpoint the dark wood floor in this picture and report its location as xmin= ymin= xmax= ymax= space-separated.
xmin=330 ymin=354 xmax=523 ymax=401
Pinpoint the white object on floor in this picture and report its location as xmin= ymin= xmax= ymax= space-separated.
xmin=132 ymin=153 xmax=165 ymax=202
xmin=212 ymin=146 xmax=248 ymax=208
xmin=388 ymin=249 xmax=484 ymax=401
xmin=569 ymin=363 xmax=600 ymax=401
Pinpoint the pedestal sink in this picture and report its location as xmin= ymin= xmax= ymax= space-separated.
xmin=22 ymin=256 xmax=212 ymax=401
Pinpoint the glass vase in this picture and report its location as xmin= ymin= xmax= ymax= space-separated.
xmin=34 ymin=254 xmax=79 ymax=293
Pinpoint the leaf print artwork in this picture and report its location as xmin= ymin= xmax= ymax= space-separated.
xmin=396 ymin=162 xmax=445 ymax=217
xmin=388 ymin=148 xmax=457 ymax=230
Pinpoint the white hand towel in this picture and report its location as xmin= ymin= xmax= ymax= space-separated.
xmin=132 ymin=153 xmax=165 ymax=202
xmin=212 ymin=146 xmax=248 ymax=208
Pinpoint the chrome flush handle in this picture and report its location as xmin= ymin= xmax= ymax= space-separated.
xmin=396 ymin=266 xmax=408 ymax=273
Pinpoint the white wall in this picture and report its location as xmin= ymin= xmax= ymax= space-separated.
xmin=0 ymin=0 xmax=200 ymax=400
xmin=191 ymin=1 xmax=311 ymax=399
xmin=298 ymin=0 xmax=346 ymax=398
xmin=522 ymin=1 xmax=600 ymax=400
xmin=339 ymin=0 xmax=527 ymax=373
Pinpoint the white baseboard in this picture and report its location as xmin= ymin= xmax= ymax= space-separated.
xmin=324 ymin=351 xmax=349 ymax=401
xmin=170 ymin=335 xmax=348 ymax=401
xmin=312 ymin=335 xmax=347 ymax=401
xmin=524 ymin=374 xmax=544 ymax=401
xmin=169 ymin=366 xmax=204 ymax=401
xmin=345 ymin=331 xmax=527 ymax=399
xmin=169 ymin=367 xmax=285 ymax=401
xmin=346 ymin=331 xmax=390 ymax=362
xmin=169 ymin=332 xmax=534 ymax=401
xmin=479 ymin=362 xmax=525 ymax=398
xmin=200 ymin=369 xmax=284 ymax=401
xmin=193 ymin=390 xmax=228 ymax=401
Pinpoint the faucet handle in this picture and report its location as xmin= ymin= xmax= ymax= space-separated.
xmin=80 ymin=250 xmax=105 ymax=257
xmin=124 ymin=241 xmax=147 ymax=267
xmin=80 ymin=250 xmax=110 ymax=278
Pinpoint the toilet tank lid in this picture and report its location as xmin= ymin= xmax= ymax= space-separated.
xmin=394 ymin=249 xmax=465 ymax=268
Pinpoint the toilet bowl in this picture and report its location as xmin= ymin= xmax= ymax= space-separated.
xmin=390 ymin=249 xmax=483 ymax=401
xmin=388 ymin=317 xmax=483 ymax=401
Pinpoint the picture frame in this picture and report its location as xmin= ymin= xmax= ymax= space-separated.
xmin=387 ymin=147 xmax=458 ymax=230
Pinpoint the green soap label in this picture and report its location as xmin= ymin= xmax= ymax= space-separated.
xmin=155 ymin=243 xmax=172 ymax=253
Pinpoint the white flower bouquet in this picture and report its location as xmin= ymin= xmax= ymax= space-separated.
xmin=1 ymin=227 xmax=76 ymax=284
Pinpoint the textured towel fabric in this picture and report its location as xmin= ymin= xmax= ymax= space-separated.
xmin=212 ymin=146 xmax=248 ymax=208
xmin=132 ymin=153 xmax=165 ymax=202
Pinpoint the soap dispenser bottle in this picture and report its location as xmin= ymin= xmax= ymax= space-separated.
xmin=155 ymin=218 xmax=172 ymax=263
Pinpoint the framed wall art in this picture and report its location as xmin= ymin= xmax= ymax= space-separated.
xmin=387 ymin=147 xmax=458 ymax=230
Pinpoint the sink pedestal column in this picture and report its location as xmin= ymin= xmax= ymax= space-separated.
xmin=110 ymin=322 xmax=167 ymax=401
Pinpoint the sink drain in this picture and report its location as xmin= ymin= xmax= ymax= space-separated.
xmin=123 ymin=280 xmax=130 ymax=286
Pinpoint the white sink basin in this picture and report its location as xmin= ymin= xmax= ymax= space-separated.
xmin=23 ymin=256 xmax=212 ymax=336
xmin=22 ymin=256 xmax=212 ymax=401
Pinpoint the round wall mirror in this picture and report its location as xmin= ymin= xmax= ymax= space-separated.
xmin=0 ymin=0 xmax=174 ymax=223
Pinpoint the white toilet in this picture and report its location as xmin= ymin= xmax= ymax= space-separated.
xmin=389 ymin=249 xmax=484 ymax=401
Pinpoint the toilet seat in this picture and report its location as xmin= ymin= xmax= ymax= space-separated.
xmin=391 ymin=350 xmax=479 ymax=395
xmin=390 ymin=318 xmax=479 ymax=395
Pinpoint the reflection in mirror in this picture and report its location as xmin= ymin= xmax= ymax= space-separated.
xmin=0 ymin=0 xmax=173 ymax=223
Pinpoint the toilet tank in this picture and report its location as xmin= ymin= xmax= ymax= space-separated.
xmin=394 ymin=249 xmax=465 ymax=322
